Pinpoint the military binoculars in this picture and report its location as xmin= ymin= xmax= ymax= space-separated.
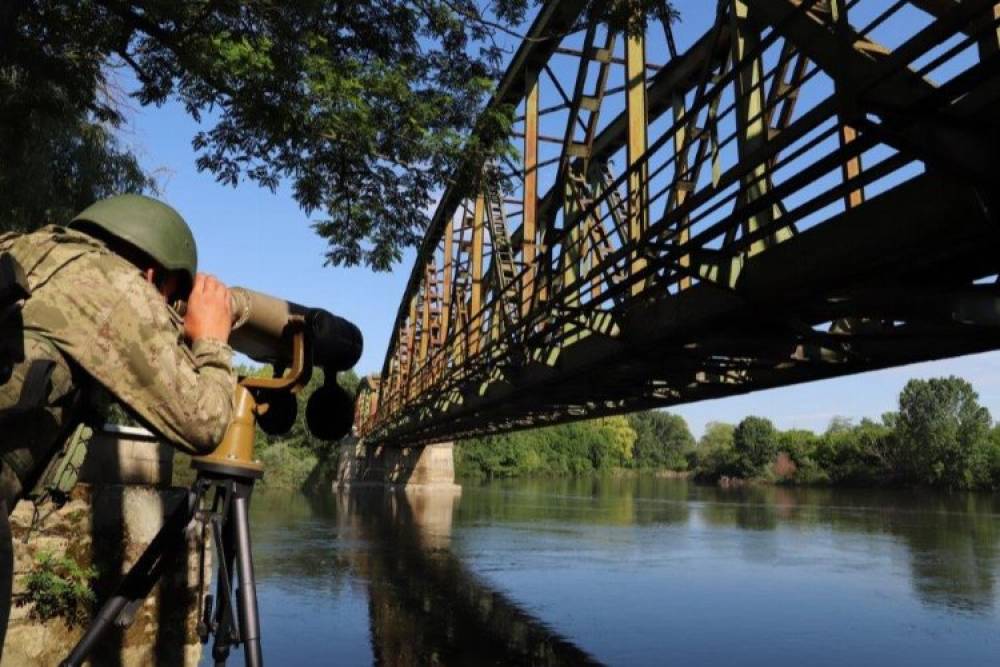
xmin=180 ymin=287 xmax=363 ymax=442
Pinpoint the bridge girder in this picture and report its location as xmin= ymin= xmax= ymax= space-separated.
xmin=358 ymin=0 xmax=1000 ymax=447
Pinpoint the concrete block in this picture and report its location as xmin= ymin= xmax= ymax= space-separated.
xmin=4 ymin=481 xmax=206 ymax=664
xmin=79 ymin=425 xmax=174 ymax=488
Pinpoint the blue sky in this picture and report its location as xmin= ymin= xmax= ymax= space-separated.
xmin=113 ymin=0 xmax=1000 ymax=438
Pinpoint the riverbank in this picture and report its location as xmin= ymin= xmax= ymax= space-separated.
xmin=455 ymin=377 xmax=1000 ymax=492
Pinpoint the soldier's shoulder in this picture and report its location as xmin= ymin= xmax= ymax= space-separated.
xmin=26 ymin=226 xmax=166 ymax=314
xmin=39 ymin=227 xmax=134 ymax=275
xmin=3 ymin=225 xmax=106 ymax=259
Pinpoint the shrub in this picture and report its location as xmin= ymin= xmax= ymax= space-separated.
xmin=456 ymin=416 xmax=639 ymax=479
xmin=778 ymin=429 xmax=820 ymax=465
xmin=18 ymin=551 xmax=97 ymax=627
xmin=772 ymin=452 xmax=797 ymax=480
xmin=814 ymin=420 xmax=892 ymax=485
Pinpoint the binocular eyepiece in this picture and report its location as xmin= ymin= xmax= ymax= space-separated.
xmin=181 ymin=287 xmax=363 ymax=442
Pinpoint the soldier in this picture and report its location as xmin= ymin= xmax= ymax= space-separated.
xmin=0 ymin=193 xmax=236 ymax=653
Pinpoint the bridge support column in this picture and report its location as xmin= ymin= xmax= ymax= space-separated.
xmin=336 ymin=440 xmax=461 ymax=493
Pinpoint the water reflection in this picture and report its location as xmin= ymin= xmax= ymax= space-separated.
xmin=244 ymin=477 xmax=1000 ymax=666
xmin=450 ymin=477 xmax=1000 ymax=616
xmin=690 ymin=483 xmax=1000 ymax=614
xmin=454 ymin=475 xmax=691 ymax=526
xmin=335 ymin=489 xmax=603 ymax=666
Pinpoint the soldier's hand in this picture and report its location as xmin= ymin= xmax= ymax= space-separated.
xmin=185 ymin=273 xmax=232 ymax=343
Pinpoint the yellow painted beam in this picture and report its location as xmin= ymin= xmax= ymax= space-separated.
xmin=625 ymin=26 xmax=649 ymax=296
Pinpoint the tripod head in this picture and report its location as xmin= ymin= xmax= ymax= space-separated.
xmin=190 ymin=287 xmax=364 ymax=478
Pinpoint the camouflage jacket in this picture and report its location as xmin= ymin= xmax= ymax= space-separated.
xmin=0 ymin=226 xmax=235 ymax=455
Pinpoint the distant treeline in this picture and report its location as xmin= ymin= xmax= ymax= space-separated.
xmin=456 ymin=376 xmax=1000 ymax=491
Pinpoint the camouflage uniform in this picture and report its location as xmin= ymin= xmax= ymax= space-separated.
xmin=0 ymin=225 xmax=236 ymax=508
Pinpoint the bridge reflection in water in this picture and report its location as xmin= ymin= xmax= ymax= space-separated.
xmin=335 ymin=489 xmax=602 ymax=667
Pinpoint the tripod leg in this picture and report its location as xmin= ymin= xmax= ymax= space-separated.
xmin=232 ymin=486 xmax=263 ymax=667
xmin=211 ymin=500 xmax=239 ymax=666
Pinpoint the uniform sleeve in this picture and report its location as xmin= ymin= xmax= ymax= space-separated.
xmin=78 ymin=292 xmax=237 ymax=455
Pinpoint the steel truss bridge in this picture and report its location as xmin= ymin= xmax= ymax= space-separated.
xmin=356 ymin=0 xmax=1000 ymax=447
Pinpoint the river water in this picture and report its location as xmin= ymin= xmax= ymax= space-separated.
xmin=208 ymin=477 xmax=1000 ymax=666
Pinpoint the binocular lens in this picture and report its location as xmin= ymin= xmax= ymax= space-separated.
xmin=306 ymin=382 xmax=355 ymax=441
xmin=308 ymin=310 xmax=363 ymax=372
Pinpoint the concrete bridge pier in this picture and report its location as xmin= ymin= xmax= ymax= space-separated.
xmin=335 ymin=440 xmax=461 ymax=493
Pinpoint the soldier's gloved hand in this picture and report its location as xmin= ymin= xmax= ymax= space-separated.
xmin=184 ymin=273 xmax=232 ymax=344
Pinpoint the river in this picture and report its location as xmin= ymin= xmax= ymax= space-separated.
xmin=207 ymin=477 xmax=1000 ymax=666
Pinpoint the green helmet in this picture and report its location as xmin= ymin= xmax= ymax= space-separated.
xmin=69 ymin=194 xmax=197 ymax=290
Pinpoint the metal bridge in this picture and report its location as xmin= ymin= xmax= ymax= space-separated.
xmin=355 ymin=0 xmax=1000 ymax=447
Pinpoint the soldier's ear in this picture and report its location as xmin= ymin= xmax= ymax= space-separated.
xmin=142 ymin=266 xmax=172 ymax=301
xmin=153 ymin=270 xmax=183 ymax=302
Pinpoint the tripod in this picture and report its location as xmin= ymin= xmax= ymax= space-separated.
xmin=61 ymin=325 xmax=313 ymax=667
xmin=61 ymin=460 xmax=264 ymax=667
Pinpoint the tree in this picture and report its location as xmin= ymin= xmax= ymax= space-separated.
xmin=455 ymin=415 xmax=638 ymax=479
xmin=825 ymin=416 xmax=854 ymax=435
xmin=699 ymin=422 xmax=735 ymax=452
xmin=0 ymin=111 xmax=155 ymax=232
xmin=694 ymin=422 xmax=739 ymax=479
xmin=628 ymin=411 xmax=694 ymax=469
xmin=814 ymin=417 xmax=893 ymax=485
xmin=595 ymin=416 xmax=636 ymax=467
xmin=3 ymin=1 xmax=676 ymax=269
xmin=777 ymin=429 xmax=819 ymax=463
xmin=895 ymin=376 xmax=992 ymax=489
xmin=732 ymin=416 xmax=778 ymax=477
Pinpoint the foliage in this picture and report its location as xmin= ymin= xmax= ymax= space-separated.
xmin=627 ymin=411 xmax=694 ymax=470
xmin=777 ymin=428 xmax=819 ymax=464
xmin=256 ymin=441 xmax=319 ymax=491
xmin=813 ymin=417 xmax=894 ymax=485
xmin=1 ymin=0 xmax=157 ymax=231
xmin=2 ymin=1 xmax=675 ymax=269
xmin=457 ymin=375 xmax=1000 ymax=491
xmin=597 ymin=416 xmax=637 ymax=467
xmin=776 ymin=428 xmax=826 ymax=484
xmin=0 ymin=110 xmax=155 ymax=232
xmin=692 ymin=378 xmax=1000 ymax=490
xmin=732 ymin=416 xmax=778 ymax=477
xmin=895 ymin=376 xmax=992 ymax=489
xmin=18 ymin=551 xmax=97 ymax=627
xmin=456 ymin=416 xmax=636 ymax=480
xmin=690 ymin=422 xmax=737 ymax=480
xmin=700 ymin=422 xmax=735 ymax=452
xmin=988 ymin=427 xmax=1000 ymax=487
